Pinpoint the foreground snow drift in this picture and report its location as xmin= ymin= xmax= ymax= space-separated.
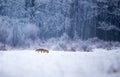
xmin=0 ymin=50 xmax=120 ymax=77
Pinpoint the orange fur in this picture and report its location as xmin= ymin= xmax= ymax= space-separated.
xmin=36 ymin=49 xmax=49 ymax=53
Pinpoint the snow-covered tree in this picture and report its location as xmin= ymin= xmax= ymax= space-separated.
xmin=0 ymin=0 xmax=120 ymax=49
xmin=94 ymin=0 xmax=120 ymax=41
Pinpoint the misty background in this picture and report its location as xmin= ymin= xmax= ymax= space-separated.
xmin=0 ymin=0 xmax=120 ymax=50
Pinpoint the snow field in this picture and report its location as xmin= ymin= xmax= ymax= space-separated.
xmin=0 ymin=49 xmax=120 ymax=77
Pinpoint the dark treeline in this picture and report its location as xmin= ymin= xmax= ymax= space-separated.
xmin=0 ymin=0 xmax=120 ymax=48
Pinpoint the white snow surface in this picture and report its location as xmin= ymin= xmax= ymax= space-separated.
xmin=0 ymin=49 xmax=120 ymax=77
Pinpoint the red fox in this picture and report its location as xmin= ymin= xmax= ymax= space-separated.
xmin=36 ymin=48 xmax=49 ymax=53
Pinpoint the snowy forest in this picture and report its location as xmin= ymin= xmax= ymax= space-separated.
xmin=0 ymin=0 xmax=120 ymax=77
xmin=0 ymin=0 xmax=120 ymax=50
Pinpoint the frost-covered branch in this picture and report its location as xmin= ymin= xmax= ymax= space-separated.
xmin=98 ymin=22 xmax=120 ymax=31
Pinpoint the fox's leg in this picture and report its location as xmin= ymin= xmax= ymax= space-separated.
xmin=41 ymin=50 xmax=43 ymax=53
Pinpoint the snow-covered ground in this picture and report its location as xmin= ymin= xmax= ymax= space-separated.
xmin=0 ymin=49 xmax=120 ymax=77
